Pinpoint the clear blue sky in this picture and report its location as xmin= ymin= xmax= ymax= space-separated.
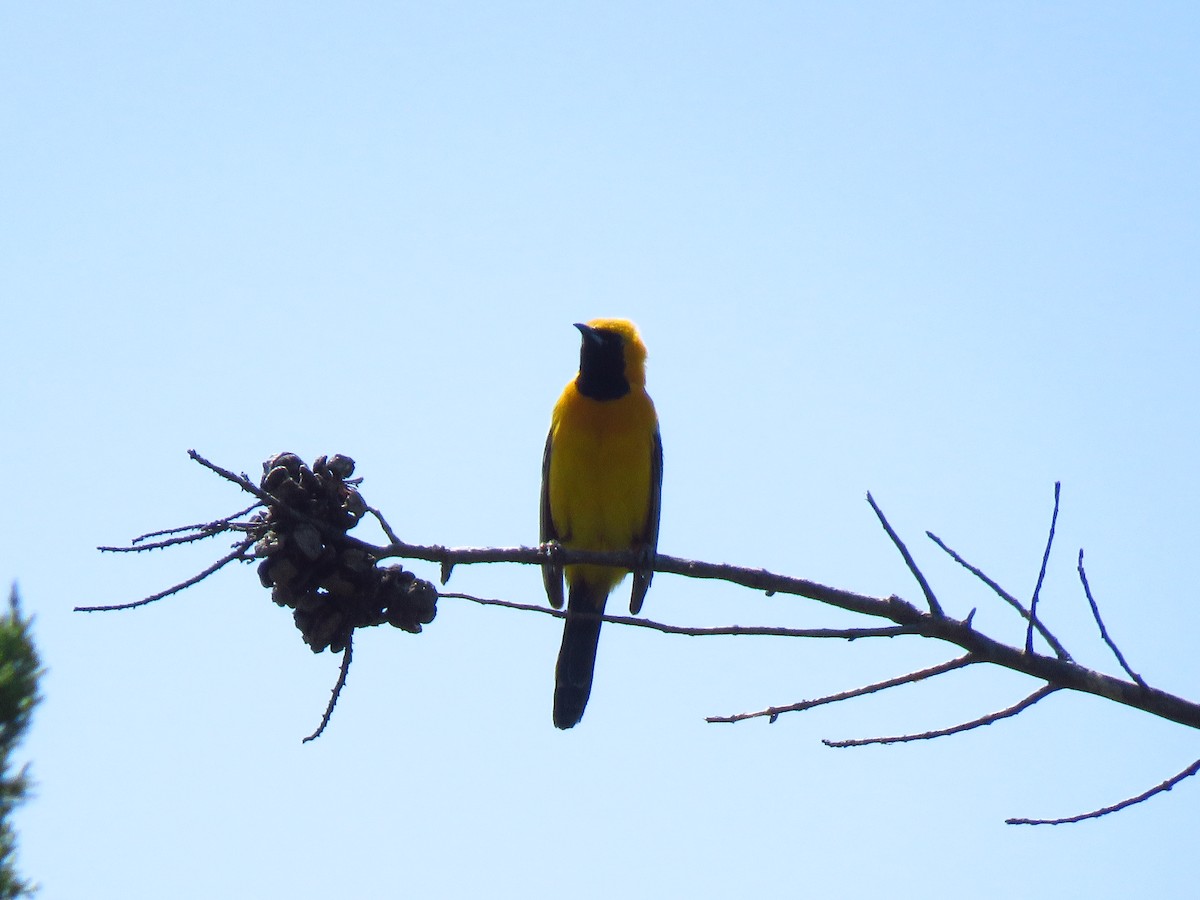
xmin=4 ymin=3 xmax=1199 ymax=897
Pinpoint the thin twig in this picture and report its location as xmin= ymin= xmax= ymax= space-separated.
xmin=926 ymin=532 xmax=1071 ymax=661
xmin=129 ymin=502 xmax=264 ymax=544
xmin=367 ymin=505 xmax=403 ymax=546
xmin=1026 ymin=482 xmax=1061 ymax=654
xmin=100 ymin=523 xmax=259 ymax=553
xmin=707 ymin=655 xmax=975 ymax=724
xmin=823 ymin=685 xmax=1061 ymax=747
xmin=1007 ymin=756 xmax=1200 ymax=825
xmin=303 ymin=637 xmax=353 ymax=743
xmin=75 ymin=538 xmax=255 ymax=612
xmin=1078 ymin=549 xmax=1147 ymax=687
xmin=867 ymin=492 xmax=944 ymax=617
xmin=100 ymin=532 xmax=224 ymax=553
xmin=441 ymin=591 xmax=919 ymax=640
xmin=187 ymin=449 xmax=273 ymax=502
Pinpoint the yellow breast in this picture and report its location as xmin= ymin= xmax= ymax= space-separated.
xmin=548 ymin=383 xmax=657 ymax=589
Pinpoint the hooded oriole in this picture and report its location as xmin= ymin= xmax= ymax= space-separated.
xmin=541 ymin=318 xmax=662 ymax=729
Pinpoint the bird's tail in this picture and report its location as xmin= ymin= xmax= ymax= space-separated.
xmin=553 ymin=580 xmax=608 ymax=729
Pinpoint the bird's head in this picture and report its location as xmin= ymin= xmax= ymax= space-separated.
xmin=574 ymin=318 xmax=648 ymax=400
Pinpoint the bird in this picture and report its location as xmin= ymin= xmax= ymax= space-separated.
xmin=540 ymin=318 xmax=662 ymax=729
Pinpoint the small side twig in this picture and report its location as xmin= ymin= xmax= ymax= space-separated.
xmin=188 ymin=450 xmax=275 ymax=502
xmin=707 ymin=654 xmax=975 ymax=724
xmin=926 ymin=532 xmax=1071 ymax=661
xmin=1026 ymin=482 xmax=1061 ymax=654
xmin=131 ymin=502 xmax=264 ymax=543
xmin=99 ymin=530 xmax=246 ymax=553
xmin=1077 ymin=549 xmax=1147 ymax=688
xmin=867 ymin=492 xmax=943 ymax=617
xmin=98 ymin=502 xmax=264 ymax=553
xmin=1007 ymin=756 xmax=1200 ymax=825
xmin=75 ymin=538 xmax=255 ymax=612
xmin=823 ymin=684 xmax=1061 ymax=747
xmin=441 ymin=591 xmax=919 ymax=640
xmin=303 ymin=637 xmax=354 ymax=744
xmin=367 ymin=505 xmax=404 ymax=546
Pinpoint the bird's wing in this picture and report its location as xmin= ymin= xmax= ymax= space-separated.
xmin=629 ymin=427 xmax=663 ymax=615
xmin=540 ymin=427 xmax=564 ymax=609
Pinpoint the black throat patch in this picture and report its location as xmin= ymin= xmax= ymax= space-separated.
xmin=575 ymin=328 xmax=630 ymax=401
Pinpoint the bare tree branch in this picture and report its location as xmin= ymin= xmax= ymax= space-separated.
xmin=188 ymin=450 xmax=276 ymax=503
xmin=1077 ymin=549 xmax=1147 ymax=688
xmin=97 ymin=503 xmax=265 ymax=553
xmin=706 ymin=656 xmax=976 ymax=724
xmin=866 ymin=491 xmax=943 ymax=617
xmin=382 ymin=538 xmax=1200 ymax=731
xmin=80 ymin=450 xmax=1200 ymax=825
xmin=366 ymin=505 xmax=404 ymax=547
xmin=77 ymin=538 xmax=256 ymax=612
xmin=925 ymin=531 xmax=1070 ymax=660
xmin=1026 ymin=481 xmax=1060 ymax=654
xmin=1007 ymin=757 xmax=1200 ymax=826
xmin=822 ymin=685 xmax=1061 ymax=747
xmin=304 ymin=636 xmax=353 ymax=744
xmin=443 ymin=591 xmax=919 ymax=640
xmin=131 ymin=502 xmax=265 ymax=543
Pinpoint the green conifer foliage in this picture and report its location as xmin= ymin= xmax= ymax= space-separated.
xmin=0 ymin=587 xmax=41 ymax=898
